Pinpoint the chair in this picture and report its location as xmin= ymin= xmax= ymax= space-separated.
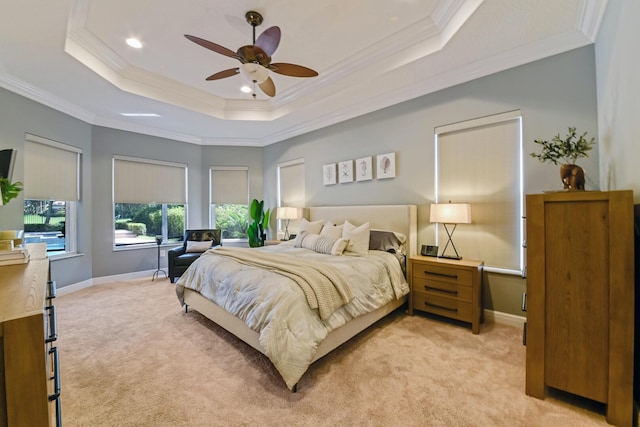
xmin=168 ymin=229 xmax=221 ymax=283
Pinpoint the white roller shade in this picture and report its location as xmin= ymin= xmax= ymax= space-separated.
xmin=113 ymin=157 xmax=186 ymax=204
xmin=436 ymin=111 xmax=522 ymax=272
xmin=278 ymin=159 xmax=305 ymax=207
xmin=210 ymin=167 xmax=248 ymax=204
xmin=24 ymin=134 xmax=81 ymax=201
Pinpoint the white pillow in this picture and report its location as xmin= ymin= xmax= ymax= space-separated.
xmin=298 ymin=218 xmax=325 ymax=235
xmin=342 ymin=221 xmax=370 ymax=255
xmin=295 ymin=231 xmax=349 ymax=256
xmin=185 ymin=240 xmax=213 ymax=253
xmin=320 ymin=221 xmax=344 ymax=240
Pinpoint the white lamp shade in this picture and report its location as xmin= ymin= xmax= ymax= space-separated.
xmin=239 ymin=63 xmax=269 ymax=84
xmin=430 ymin=203 xmax=471 ymax=224
xmin=276 ymin=206 xmax=298 ymax=220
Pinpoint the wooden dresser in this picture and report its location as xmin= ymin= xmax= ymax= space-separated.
xmin=0 ymin=244 xmax=61 ymax=426
xmin=407 ymin=255 xmax=484 ymax=334
xmin=525 ymin=191 xmax=634 ymax=427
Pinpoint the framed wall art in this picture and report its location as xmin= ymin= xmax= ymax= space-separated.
xmin=323 ymin=163 xmax=337 ymax=186
xmin=338 ymin=160 xmax=354 ymax=183
xmin=355 ymin=156 xmax=372 ymax=181
xmin=376 ymin=152 xmax=396 ymax=179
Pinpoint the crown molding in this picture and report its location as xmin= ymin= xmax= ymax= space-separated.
xmin=0 ymin=71 xmax=96 ymax=124
xmin=92 ymin=116 xmax=203 ymax=145
xmin=578 ymin=0 xmax=609 ymax=41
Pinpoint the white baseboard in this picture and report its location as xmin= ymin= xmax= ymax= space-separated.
xmin=483 ymin=309 xmax=526 ymax=328
xmin=57 ymin=269 xmax=157 ymax=296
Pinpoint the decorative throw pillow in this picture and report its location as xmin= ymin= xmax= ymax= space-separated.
xmin=369 ymin=230 xmax=405 ymax=254
xmin=298 ymin=218 xmax=325 ymax=235
xmin=320 ymin=221 xmax=344 ymax=240
xmin=185 ymin=240 xmax=213 ymax=253
xmin=342 ymin=221 xmax=370 ymax=255
xmin=294 ymin=231 xmax=349 ymax=255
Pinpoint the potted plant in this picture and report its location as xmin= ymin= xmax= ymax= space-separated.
xmin=247 ymin=199 xmax=271 ymax=247
xmin=530 ymin=127 xmax=595 ymax=190
xmin=0 ymin=178 xmax=23 ymax=205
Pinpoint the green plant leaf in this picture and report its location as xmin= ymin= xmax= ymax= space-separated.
xmin=530 ymin=127 xmax=595 ymax=165
xmin=0 ymin=178 xmax=24 ymax=205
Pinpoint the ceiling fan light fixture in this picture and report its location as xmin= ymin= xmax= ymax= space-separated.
xmin=239 ymin=62 xmax=269 ymax=84
xmin=240 ymin=85 xmax=252 ymax=93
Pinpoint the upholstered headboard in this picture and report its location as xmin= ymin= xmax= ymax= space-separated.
xmin=308 ymin=205 xmax=418 ymax=257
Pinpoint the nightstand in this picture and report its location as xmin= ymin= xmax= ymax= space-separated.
xmin=408 ymin=256 xmax=484 ymax=334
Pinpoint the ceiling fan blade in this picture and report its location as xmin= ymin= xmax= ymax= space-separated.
xmin=255 ymin=26 xmax=281 ymax=57
xmin=206 ymin=68 xmax=240 ymax=81
xmin=258 ymin=77 xmax=276 ymax=97
xmin=184 ymin=35 xmax=239 ymax=60
xmin=270 ymin=63 xmax=318 ymax=78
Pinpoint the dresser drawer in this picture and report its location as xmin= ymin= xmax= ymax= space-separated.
xmin=412 ymin=262 xmax=473 ymax=286
xmin=412 ymin=276 xmax=472 ymax=302
xmin=412 ymin=292 xmax=472 ymax=323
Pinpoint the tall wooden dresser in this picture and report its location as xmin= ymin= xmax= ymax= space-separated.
xmin=525 ymin=191 xmax=634 ymax=427
xmin=0 ymin=244 xmax=61 ymax=426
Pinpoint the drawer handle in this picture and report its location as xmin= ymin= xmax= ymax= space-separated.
xmin=424 ymin=285 xmax=458 ymax=295
xmin=48 ymin=346 xmax=62 ymax=427
xmin=45 ymin=305 xmax=57 ymax=343
xmin=425 ymin=302 xmax=458 ymax=312
xmin=424 ymin=270 xmax=458 ymax=279
xmin=49 ymin=346 xmax=61 ymax=395
xmin=48 ymin=280 xmax=57 ymax=299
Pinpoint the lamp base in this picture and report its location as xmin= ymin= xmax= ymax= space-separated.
xmin=438 ymin=254 xmax=462 ymax=260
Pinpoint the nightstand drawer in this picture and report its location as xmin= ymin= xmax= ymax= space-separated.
xmin=413 ymin=292 xmax=472 ymax=322
xmin=412 ymin=276 xmax=472 ymax=302
xmin=412 ymin=263 xmax=473 ymax=286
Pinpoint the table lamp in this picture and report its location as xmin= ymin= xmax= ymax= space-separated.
xmin=429 ymin=201 xmax=471 ymax=260
xmin=277 ymin=207 xmax=298 ymax=240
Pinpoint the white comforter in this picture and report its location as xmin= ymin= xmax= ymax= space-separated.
xmin=175 ymin=243 xmax=409 ymax=390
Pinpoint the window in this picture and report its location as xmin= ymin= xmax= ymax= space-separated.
xmin=23 ymin=134 xmax=81 ymax=256
xmin=209 ymin=167 xmax=249 ymax=241
xmin=277 ymin=159 xmax=304 ymax=239
xmin=113 ymin=156 xmax=187 ymax=247
xmin=435 ymin=111 xmax=523 ymax=274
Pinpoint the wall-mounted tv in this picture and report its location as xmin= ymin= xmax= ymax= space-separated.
xmin=0 ymin=149 xmax=17 ymax=181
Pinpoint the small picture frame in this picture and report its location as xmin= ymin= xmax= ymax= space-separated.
xmin=355 ymin=156 xmax=373 ymax=181
xmin=376 ymin=152 xmax=396 ymax=179
xmin=323 ymin=163 xmax=337 ymax=186
xmin=338 ymin=160 xmax=354 ymax=183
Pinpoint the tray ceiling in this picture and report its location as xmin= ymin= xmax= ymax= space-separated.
xmin=0 ymin=0 xmax=607 ymax=146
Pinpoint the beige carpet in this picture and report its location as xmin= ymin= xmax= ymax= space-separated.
xmin=55 ymin=278 xmax=610 ymax=426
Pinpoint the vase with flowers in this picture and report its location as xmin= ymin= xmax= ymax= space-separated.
xmin=530 ymin=127 xmax=595 ymax=190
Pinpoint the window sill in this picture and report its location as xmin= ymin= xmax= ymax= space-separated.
xmin=49 ymin=252 xmax=84 ymax=262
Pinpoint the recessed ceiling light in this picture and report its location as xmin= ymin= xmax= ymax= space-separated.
xmin=121 ymin=113 xmax=159 ymax=117
xmin=126 ymin=38 xmax=143 ymax=49
xmin=240 ymin=85 xmax=252 ymax=93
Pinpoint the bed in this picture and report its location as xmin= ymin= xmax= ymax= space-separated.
xmin=176 ymin=204 xmax=417 ymax=391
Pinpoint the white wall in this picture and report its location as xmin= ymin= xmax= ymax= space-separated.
xmin=595 ymin=0 xmax=640 ymax=198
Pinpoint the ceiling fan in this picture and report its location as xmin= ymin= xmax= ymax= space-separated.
xmin=185 ymin=10 xmax=318 ymax=98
